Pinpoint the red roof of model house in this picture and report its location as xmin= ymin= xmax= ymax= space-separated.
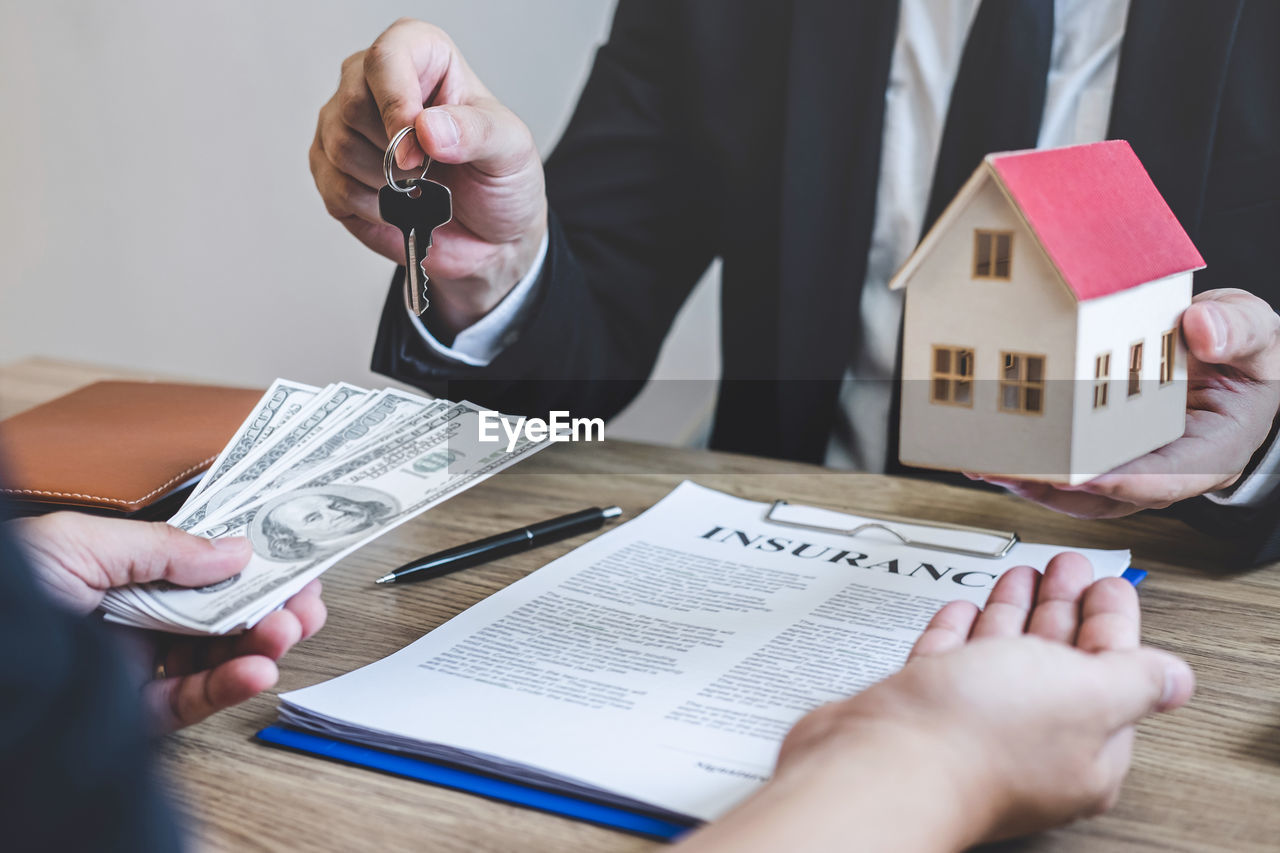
xmin=987 ymin=140 xmax=1205 ymax=301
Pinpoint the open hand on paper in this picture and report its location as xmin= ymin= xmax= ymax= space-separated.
xmin=676 ymin=553 xmax=1194 ymax=853
xmin=976 ymin=288 xmax=1280 ymax=517
xmin=10 ymin=513 xmax=326 ymax=732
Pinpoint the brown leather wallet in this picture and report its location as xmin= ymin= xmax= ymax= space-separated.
xmin=0 ymin=380 xmax=263 ymax=515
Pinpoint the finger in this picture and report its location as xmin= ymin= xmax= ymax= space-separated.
xmin=1026 ymin=552 xmax=1094 ymax=643
xmin=413 ymin=102 xmax=536 ymax=176
xmin=1075 ymin=578 xmax=1141 ymax=653
xmin=310 ymin=139 xmax=384 ymax=225
xmin=151 ymin=531 xmax=252 ymax=588
xmin=196 ymin=633 xmax=249 ymax=671
xmin=210 ymin=581 xmax=325 ymax=665
xmin=1071 ymin=437 xmax=1246 ymax=507
xmin=282 ymin=580 xmax=327 ymax=640
xmin=317 ymin=117 xmax=388 ymax=191
xmin=34 ymin=514 xmax=253 ymax=591
xmin=232 ymin=609 xmax=304 ymax=661
xmin=159 ymin=636 xmax=201 ymax=679
xmin=984 ymin=477 xmax=1141 ymax=519
xmin=339 ymin=215 xmax=407 ymax=265
xmin=364 ymin=20 xmax=454 ymax=166
xmin=335 ymin=52 xmax=391 ymax=148
xmin=143 ymin=655 xmax=278 ymax=732
xmin=1093 ymin=648 xmax=1195 ymax=731
xmin=970 ymin=565 xmax=1039 ymax=638
xmin=1182 ymin=289 xmax=1280 ymax=376
xmin=909 ymin=600 xmax=980 ymax=660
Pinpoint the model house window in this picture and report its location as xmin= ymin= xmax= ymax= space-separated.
xmin=1128 ymin=342 xmax=1144 ymax=397
xmin=1160 ymin=330 xmax=1176 ymax=385
xmin=931 ymin=345 xmax=974 ymax=406
xmin=1093 ymin=352 xmax=1111 ymax=410
xmin=999 ymin=352 xmax=1045 ymax=414
xmin=973 ymin=230 xmax=1013 ymax=280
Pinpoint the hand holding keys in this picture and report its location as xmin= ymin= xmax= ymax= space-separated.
xmin=380 ymin=126 xmax=453 ymax=316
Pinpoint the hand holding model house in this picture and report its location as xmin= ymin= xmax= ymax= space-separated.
xmin=893 ymin=140 xmax=1280 ymax=517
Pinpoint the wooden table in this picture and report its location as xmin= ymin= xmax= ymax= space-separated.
xmin=4 ymin=357 xmax=1280 ymax=852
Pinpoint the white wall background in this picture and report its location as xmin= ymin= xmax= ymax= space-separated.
xmin=0 ymin=0 xmax=719 ymax=444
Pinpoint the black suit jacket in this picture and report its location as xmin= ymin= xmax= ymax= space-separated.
xmin=374 ymin=0 xmax=1280 ymax=563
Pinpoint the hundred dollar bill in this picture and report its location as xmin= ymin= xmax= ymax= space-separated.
xmin=115 ymin=403 xmax=545 ymax=634
xmin=184 ymin=379 xmax=320 ymax=504
xmin=170 ymin=383 xmax=369 ymax=531
xmin=200 ymin=390 xmax=442 ymax=526
xmin=189 ymin=401 xmax=479 ymax=540
xmin=176 ymin=383 xmax=338 ymax=520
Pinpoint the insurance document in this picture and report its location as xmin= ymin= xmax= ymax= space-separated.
xmin=277 ymin=482 xmax=1130 ymax=824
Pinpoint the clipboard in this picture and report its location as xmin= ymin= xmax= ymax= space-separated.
xmin=256 ymin=494 xmax=1145 ymax=839
xmin=255 ymin=726 xmax=695 ymax=840
xmin=765 ymin=499 xmax=1021 ymax=558
xmin=762 ymin=498 xmax=1147 ymax=584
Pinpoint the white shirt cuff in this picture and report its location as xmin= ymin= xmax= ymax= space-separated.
xmin=1206 ymin=425 xmax=1280 ymax=507
xmin=406 ymin=232 xmax=549 ymax=368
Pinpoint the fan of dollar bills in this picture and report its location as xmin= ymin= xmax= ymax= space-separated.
xmin=100 ymin=380 xmax=547 ymax=635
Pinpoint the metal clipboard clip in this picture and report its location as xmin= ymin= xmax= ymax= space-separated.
xmin=764 ymin=500 xmax=1020 ymax=560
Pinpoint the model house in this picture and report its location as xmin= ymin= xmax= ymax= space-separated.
xmin=890 ymin=140 xmax=1205 ymax=485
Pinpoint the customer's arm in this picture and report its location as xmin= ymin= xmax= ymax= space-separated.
xmin=0 ymin=510 xmax=181 ymax=852
xmin=676 ymin=555 xmax=1194 ymax=852
xmin=10 ymin=512 xmax=326 ymax=732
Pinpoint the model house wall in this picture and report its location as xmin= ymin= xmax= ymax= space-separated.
xmin=1070 ymin=273 xmax=1190 ymax=481
xmin=898 ymin=175 xmax=1079 ymax=480
xmin=893 ymin=141 xmax=1202 ymax=484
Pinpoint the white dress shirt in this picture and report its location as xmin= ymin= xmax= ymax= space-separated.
xmin=825 ymin=0 xmax=1130 ymax=471
xmin=408 ymin=0 xmax=1272 ymax=505
xmin=406 ymin=232 xmax=548 ymax=366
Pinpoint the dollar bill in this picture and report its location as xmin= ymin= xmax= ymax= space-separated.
xmin=193 ymin=401 xmax=468 ymax=536
xmin=108 ymin=401 xmax=544 ymax=634
xmin=170 ymin=383 xmax=369 ymax=532
xmin=184 ymin=379 xmax=320 ymax=504
xmin=199 ymin=390 xmax=442 ymax=527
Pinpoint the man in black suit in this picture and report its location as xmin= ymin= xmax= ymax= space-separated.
xmin=311 ymin=2 xmax=1280 ymax=561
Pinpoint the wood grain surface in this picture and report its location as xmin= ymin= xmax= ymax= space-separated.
xmin=4 ymin=357 xmax=1279 ymax=852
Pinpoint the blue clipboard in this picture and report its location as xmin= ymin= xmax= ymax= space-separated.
xmin=258 ymin=568 xmax=1147 ymax=840
xmin=1123 ymin=567 xmax=1147 ymax=585
xmin=255 ymin=726 xmax=696 ymax=841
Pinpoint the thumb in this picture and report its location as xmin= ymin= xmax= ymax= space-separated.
xmin=80 ymin=517 xmax=252 ymax=590
xmin=14 ymin=514 xmax=252 ymax=612
xmin=1095 ymin=648 xmax=1195 ymax=730
xmin=1182 ymin=289 xmax=1280 ymax=376
xmin=415 ymin=102 xmax=536 ymax=175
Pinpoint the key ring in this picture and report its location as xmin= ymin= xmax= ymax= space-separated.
xmin=383 ymin=125 xmax=433 ymax=194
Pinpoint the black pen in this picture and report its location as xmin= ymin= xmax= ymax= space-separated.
xmin=374 ymin=506 xmax=623 ymax=585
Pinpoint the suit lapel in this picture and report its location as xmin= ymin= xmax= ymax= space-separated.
xmin=775 ymin=0 xmax=900 ymax=461
xmin=1109 ymin=0 xmax=1244 ymax=239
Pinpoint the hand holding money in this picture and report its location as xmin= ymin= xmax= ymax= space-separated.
xmin=100 ymin=379 xmax=547 ymax=635
xmin=9 ymin=512 xmax=326 ymax=730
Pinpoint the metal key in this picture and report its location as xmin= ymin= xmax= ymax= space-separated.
xmin=379 ymin=178 xmax=453 ymax=316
